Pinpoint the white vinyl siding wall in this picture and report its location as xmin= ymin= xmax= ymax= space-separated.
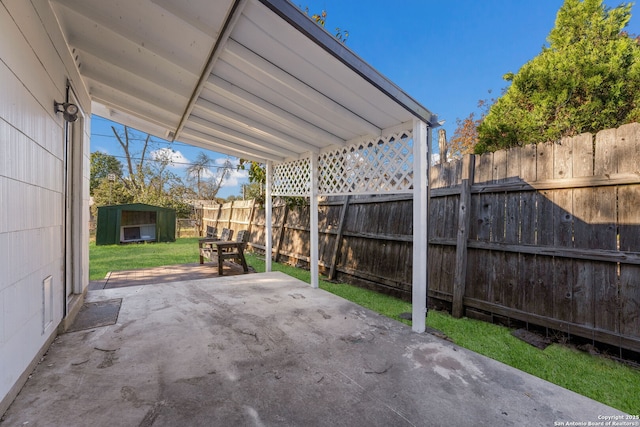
xmin=0 ymin=0 xmax=90 ymax=409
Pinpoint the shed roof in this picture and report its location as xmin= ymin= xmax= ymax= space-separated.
xmin=97 ymin=203 xmax=175 ymax=212
xmin=51 ymin=0 xmax=437 ymax=163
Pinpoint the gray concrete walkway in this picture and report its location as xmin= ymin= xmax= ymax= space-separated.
xmin=1 ymin=272 xmax=625 ymax=426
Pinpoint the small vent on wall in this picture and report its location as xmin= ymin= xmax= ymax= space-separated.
xmin=42 ymin=276 xmax=53 ymax=334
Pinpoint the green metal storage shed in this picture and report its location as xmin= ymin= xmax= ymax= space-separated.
xmin=96 ymin=203 xmax=176 ymax=245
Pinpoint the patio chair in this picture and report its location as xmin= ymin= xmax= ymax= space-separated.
xmin=199 ymin=227 xmax=233 ymax=264
xmin=215 ymin=230 xmax=250 ymax=275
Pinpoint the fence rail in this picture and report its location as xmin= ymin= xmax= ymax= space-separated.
xmin=197 ymin=122 xmax=640 ymax=353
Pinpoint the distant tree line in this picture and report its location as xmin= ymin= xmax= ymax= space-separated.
xmin=90 ymin=125 xmax=235 ymax=218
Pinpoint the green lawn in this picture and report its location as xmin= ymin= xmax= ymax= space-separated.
xmin=89 ymin=239 xmax=640 ymax=413
xmin=89 ymin=238 xmax=201 ymax=280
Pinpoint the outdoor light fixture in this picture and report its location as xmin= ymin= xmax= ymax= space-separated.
xmin=54 ymin=101 xmax=79 ymax=122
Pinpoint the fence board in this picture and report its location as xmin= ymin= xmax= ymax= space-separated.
xmin=521 ymin=143 xmax=537 ymax=181
xmin=537 ymin=192 xmax=555 ymax=319
xmin=475 ymin=152 xmax=493 ymax=184
xmin=572 ymin=259 xmax=595 ymax=328
xmin=572 ymin=133 xmax=593 ymax=177
xmin=487 ymin=250 xmax=505 ymax=306
xmin=429 ymin=195 xmax=448 ymax=240
xmin=428 ymin=244 xmax=445 ymax=295
xmin=534 ymin=142 xmax=556 ymax=319
xmin=553 ymin=191 xmax=573 ymax=248
xmin=592 ymin=128 xmax=619 ymax=327
xmin=501 ymin=252 xmax=520 ymax=310
xmin=505 ymin=146 xmax=520 ymax=183
xmin=614 ymin=124 xmax=640 ymax=336
xmin=618 ymin=186 xmax=640 ymax=252
xmin=594 ymin=128 xmax=617 ymax=176
xmin=620 ymin=265 xmax=640 ymax=337
xmin=489 ymin=151 xmax=506 ymax=306
xmin=594 ymin=262 xmax=618 ymax=333
xmin=502 ymin=186 xmax=521 ymax=311
xmin=555 ymin=137 xmax=573 ymax=179
xmin=519 ymin=253 xmax=536 ymax=314
xmin=618 ymin=129 xmax=640 ymax=252
xmin=445 ymin=195 xmax=459 ymax=240
xmin=491 ymin=193 xmax=506 ymax=242
xmin=493 ymin=150 xmax=507 ymax=182
xmin=536 ymin=141 xmax=554 ymax=181
xmin=553 ymin=188 xmax=574 ymax=323
xmin=430 ymin=163 xmax=447 ymax=189
xmin=553 ymin=257 xmax=574 ymax=323
xmin=518 ymin=144 xmax=537 ymax=315
xmin=465 ymin=248 xmax=487 ymax=302
xmin=616 ymin=122 xmax=640 ymax=174
xmin=465 ymin=154 xmax=486 ymax=304
xmin=580 ymin=187 xmax=617 ymax=250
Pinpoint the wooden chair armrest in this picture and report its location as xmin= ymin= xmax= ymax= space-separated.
xmin=199 ymin=238 xmax=221 ymax=246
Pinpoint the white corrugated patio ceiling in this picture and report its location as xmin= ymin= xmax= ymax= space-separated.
xmin=51 ymin=0 xmax=438 ymax=163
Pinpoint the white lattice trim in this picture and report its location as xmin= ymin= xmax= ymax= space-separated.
xmin=319 ymin=130 xmax=414 ymax=195
xmin=272 ymin=158 xmax=311 ymax=196
xmin=271 ymin=130 xmax=415 ymax=196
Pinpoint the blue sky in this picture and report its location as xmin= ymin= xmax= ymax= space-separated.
xmin=90 ymin=0 xmax=640 ymax=198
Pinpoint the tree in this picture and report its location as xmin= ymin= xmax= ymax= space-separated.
xmin=241 ymin=182 xmax=264 ymax=202
xmin=186 ymin=152 xmax=212 ymax=198
xmin=447 ymin=98 xmax=494 ymax=158
xmin=92 ymin=125 xmax=194 ymax=217
xmin=198 ymin=158 xmax=233 ymax=200
xmin=448 ymin=113 xmax=481 ymax=159
xmin=90 ymin=152 xmax=122 ymax=195
xmin=111 ymin=125 xmax=150 ymax=195
xmin=477 ymin=0 xmax=640 ymax=152
xmin=91 ymin=177 xmax=132 ymax=209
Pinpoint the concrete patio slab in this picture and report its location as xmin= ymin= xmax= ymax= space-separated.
xmin=1 ymin=272 xmax=625 ymax=426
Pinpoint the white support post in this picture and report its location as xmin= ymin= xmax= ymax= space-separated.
xmin=265 ymin=161 xmax=273 ymax=272
xmin=310 ymin=154 xmax=319 ymax=288
xmin=412 ymin=119 xmax=429 ymax=333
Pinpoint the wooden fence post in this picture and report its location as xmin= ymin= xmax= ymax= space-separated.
xmin=438 ymin=128 xmax=447 ymax=164
xmin=274 ymin=202 xmax=289 ymax=262
xmin=227 ymin=201 xmax=234 ymax=231
xmin=214 ymin=203 xmax=222 ymax=229
xmin=452 ymin=154 xmax=475 ymax=318
xmin=247 ymin=199 xmax=256 ymax=237
xmin=196 ymin=204 xmax=203 ymax=236
xmin=329 ymin=195 xmax=350 ymax=280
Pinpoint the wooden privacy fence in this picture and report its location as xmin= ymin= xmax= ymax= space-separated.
xmin=198 ymin=122 xmax=640 ymax=353
xmin=430 ymin=122 xmax=640 ymax=353
xmin=200 ymin=195 xmax=414 ymax=296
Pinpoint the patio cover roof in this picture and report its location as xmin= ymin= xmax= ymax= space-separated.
xmin=50 ymin=0 xmax=435 ymax=332
xmin=51 ymin=0 xmax=438 ymax=163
